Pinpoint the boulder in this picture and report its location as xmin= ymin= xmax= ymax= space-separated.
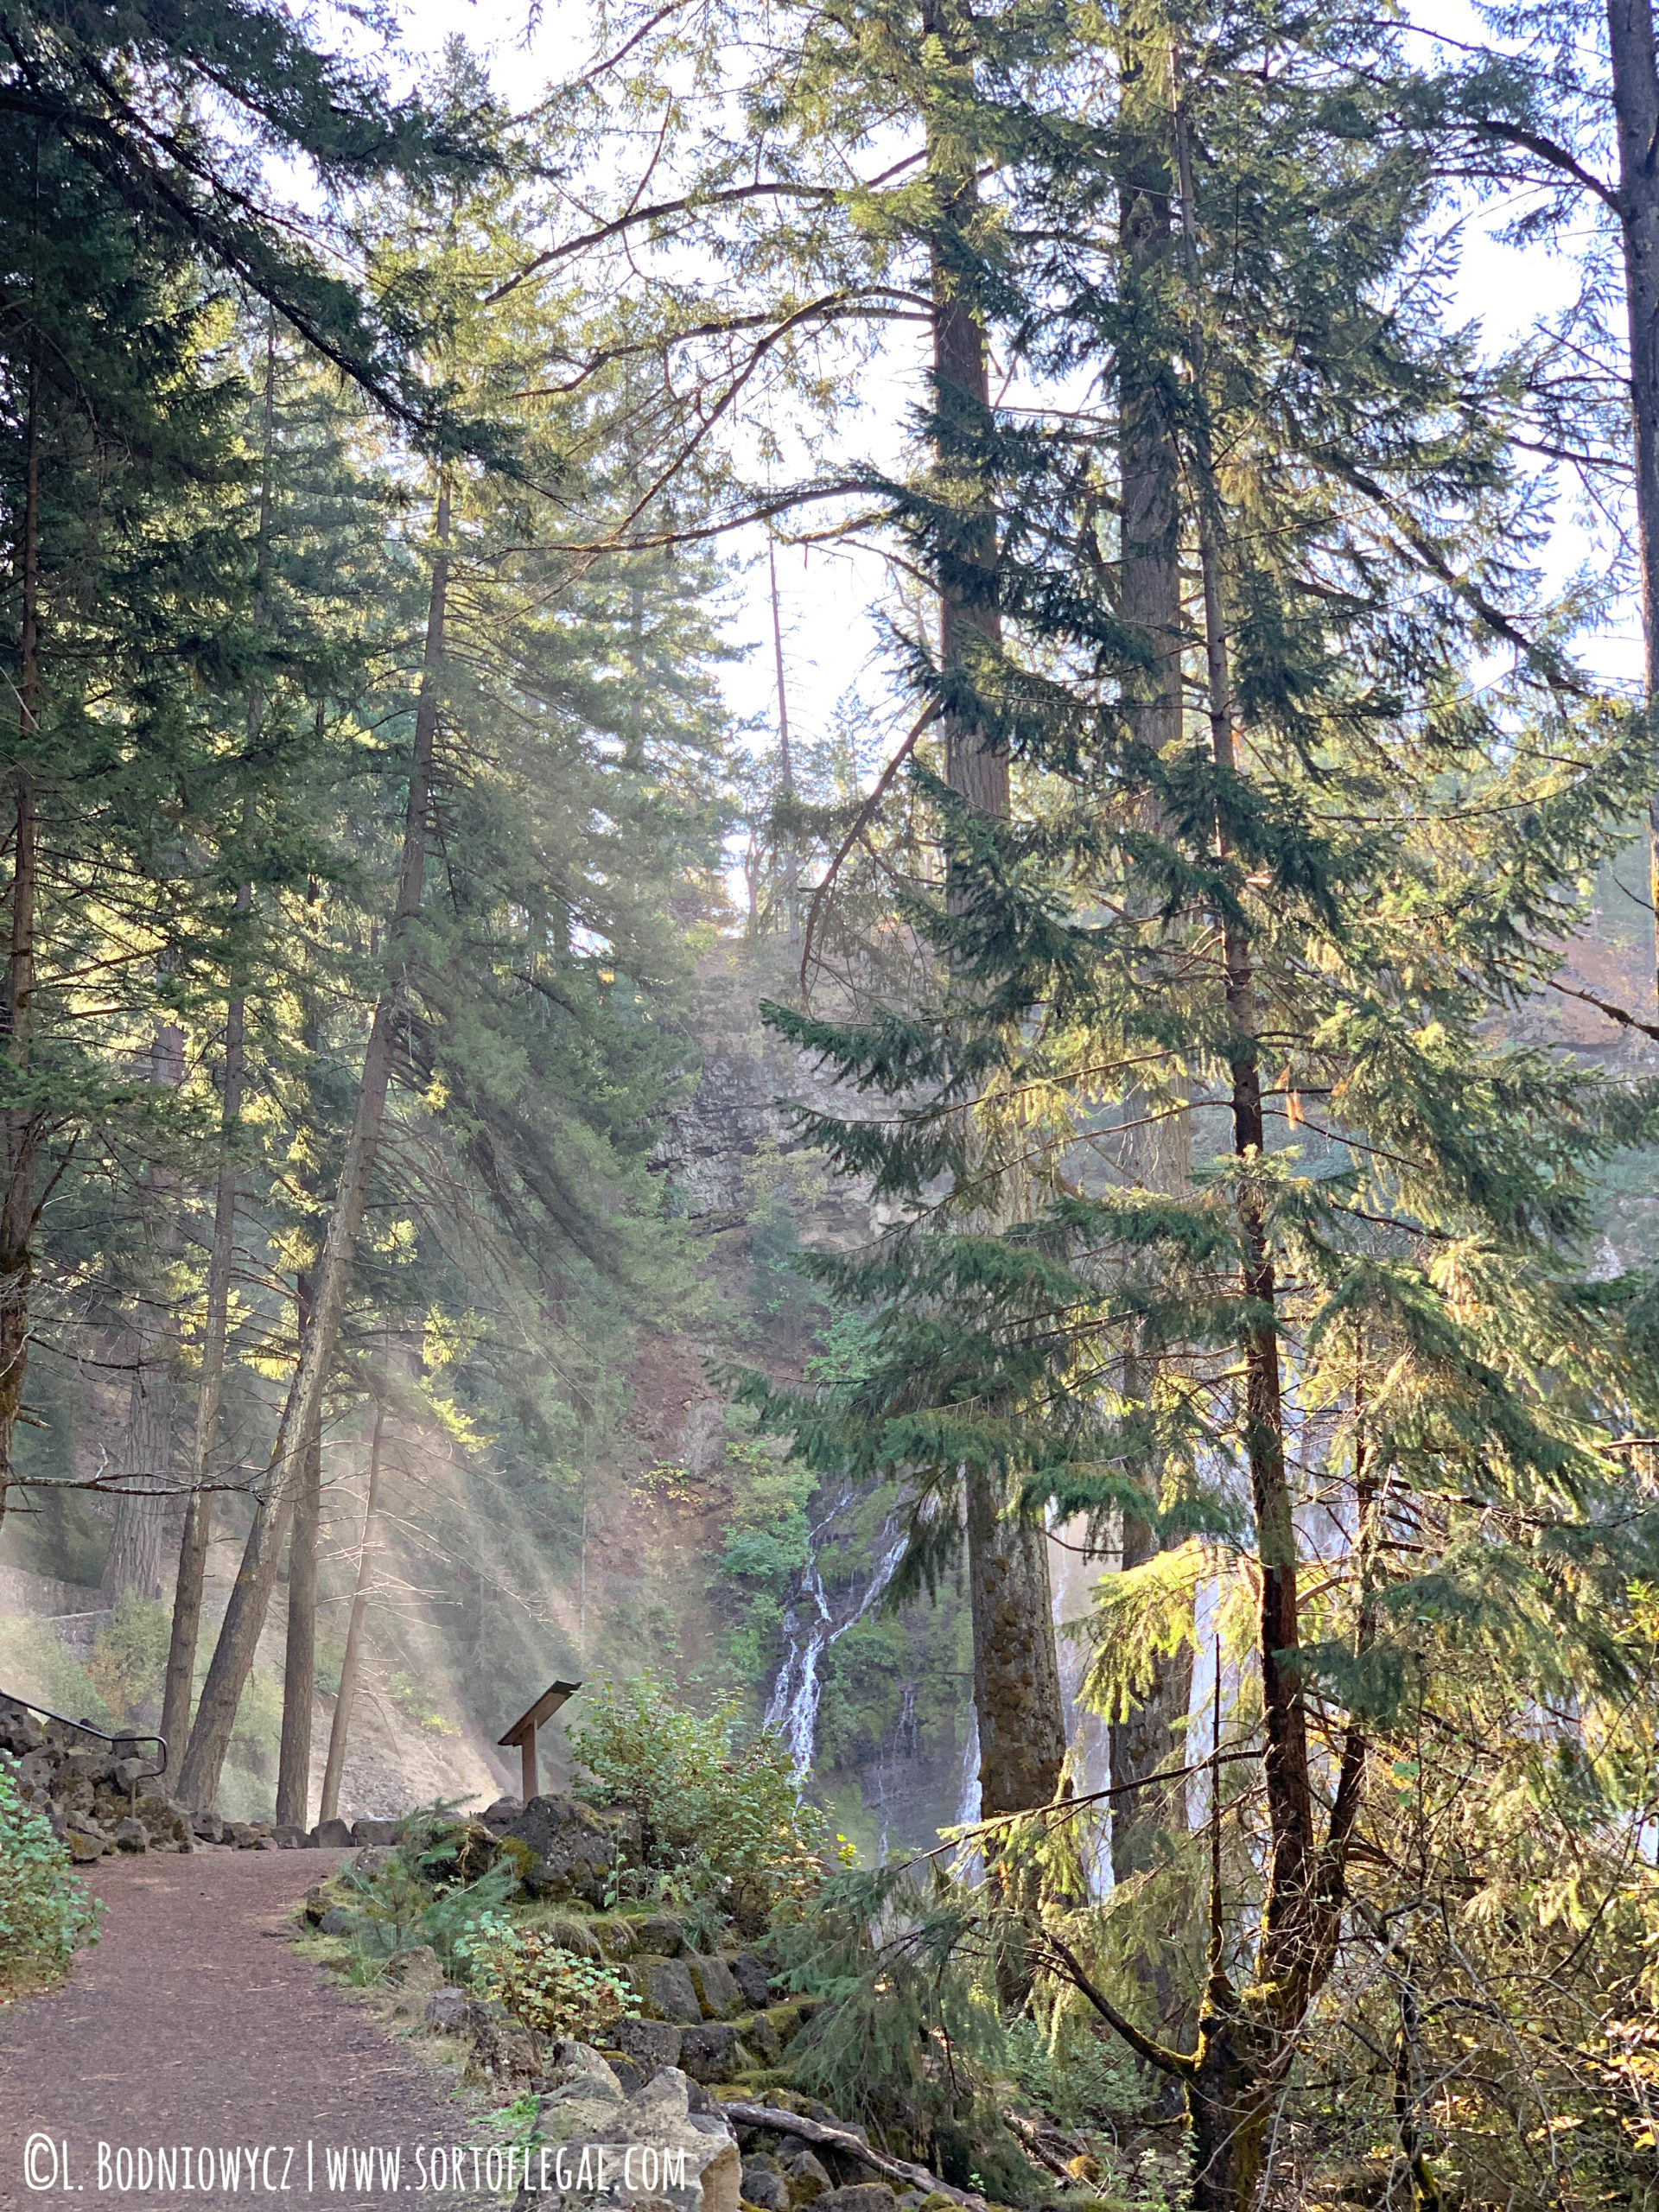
xmin=132 ymin=1793 xmax=188 ymax=1848
xmin=631 ymin=1957 xmax=703 ymax=2026
xmin=727 ymin=1954 xmax=773 ymax=2010
xmin=424 ymin=1986 xmax=470 ymax=2034
xmin=64 ymin=1826 xmax=105 ymax=1865
xmin=500 ymin=1794 xmax=619 ymax=1904
xmin=784 ymin=2152 xmax=832 ymax=2206
xmin=635 ymin=1913 xmax=685 ymax=1956
xmin=478 ymin=1796 xmax=522 ymax=1834
xmin=111 ymin=1816 xmax=148 ymax=1853
xmin=816 ymin=2192 xmax=897 ymax=2212
xmin=311 ymin=1817 xmax=353 ymax=1848
xmin=687 ymin=1955 xmax=743 ymax=2020
xmin=274 ymin=1823 xmax=310 ymax=1849
xmin=678 ymin=2023 xmax=756 ymax=2085
xmin=316 ymin=1907 xmax=353 ymax=1936
xmin=14 ymin=1746 xmax=55 ymax=1796
xmin=0 ymin=1696 xmax=47 ymax=1757
xmin=572 ymin=2065 xmax=742 ymax=2212
xmin=765 ymin=1999 xmax=823 ymax=2050
xmin=733 ymin=2012 xmax=781 ymax=2069
xmin=111 ymin=1757 xmax=148 ymax=1790
xmin=611 ymin=2018 xmax=684 ymax=2072
xmin=459 ymin=1998 xmax=543 ymax=2089
xmin=191 ymin=1810 xmax=226 ymax=1845
xmin=61 ymin=1748 xmax=113 ymax=1785
xmin=540 ymin=2043 xmax=626 ymax=2142
xmin=351 ymin=1817 xmax=398 ymax=1847
xmin=742 ymin=2163 xmax=792 ymax=2212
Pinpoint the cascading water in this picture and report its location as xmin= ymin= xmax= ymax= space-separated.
xmin=766 ymin=1497 xmax=910 ymax=1777
xmin=956 ymin=1700 xmax=981 ymax=1826
xmin=951 ymin=1701 xmax=984 ymax=1876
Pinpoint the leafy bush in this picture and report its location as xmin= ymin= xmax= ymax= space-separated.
xmin=86 ymin=1593 xmax=169 ymax=1723
xmin=0 ymin=1764 xmax=102 ymax=1995
xmin=571 ymin=1675 xmax=836 ymax=1905
xmin=457 ymin=1911 xmax=638 ymax=2038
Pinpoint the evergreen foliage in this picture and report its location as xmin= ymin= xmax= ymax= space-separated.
xmin=6 ymin=0 xmax=1659 ymax=2198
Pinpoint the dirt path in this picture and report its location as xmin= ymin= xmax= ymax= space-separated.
xmin=0 ymin=1851 xmax=500 ymax=2211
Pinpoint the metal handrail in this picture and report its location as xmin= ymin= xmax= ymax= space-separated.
xmin=0 ymin=1688 xmax=167 ymax=1784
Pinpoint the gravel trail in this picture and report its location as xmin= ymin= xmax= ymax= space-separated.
xmin=0 ymin=1849 xmax=491 ymax=2211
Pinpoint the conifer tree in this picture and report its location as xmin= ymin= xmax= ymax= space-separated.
xmin=747 ymin=1 xmax=1659 ymax=2197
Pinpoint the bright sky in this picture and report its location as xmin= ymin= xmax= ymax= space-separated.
xmin=389 ymin=0 xmax=1643 ymax=792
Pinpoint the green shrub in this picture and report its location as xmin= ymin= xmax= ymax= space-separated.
xmin=0 ymin=1763 xmax=102 ymax=1995
xmin=86 ymin=1593 xmax=169 ymax=1724
xmin=571 ymin=1675 xmax=837 ymax=1905
xmin=327 ymin=1852 xmax=518 ymax=1972
xmin=318 ymin=1808 xmax=522 ymax=1975
xmin=1004 ymin=2015 xmax=1139 ymax=2130
xmin=457 ymin=1911 xmax=638 ymax=2038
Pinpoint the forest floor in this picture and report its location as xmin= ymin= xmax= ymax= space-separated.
xmin=0 ymin=1851 xmax=493 ymax=2210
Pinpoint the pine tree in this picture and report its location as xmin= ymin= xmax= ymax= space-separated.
xmin=746 ymin=0 xmax=1659 ymax=2197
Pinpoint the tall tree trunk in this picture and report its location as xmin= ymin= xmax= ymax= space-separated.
xmin=0 ymin=348 xmax=42 ymax=1539
xmin=274 ymin=1398 xmax=321 ymax=1828
xmin=1109 ymin=8 xmax=1194 ymax=1897
xmin=1173 ymin=88 xmax=1338 ymax=2210
xmin=161 ymin=336 xmax=275 ymax=1745
xmin=276 ymin=810 xmax=332 ymax=1828
xmin=318 ymin=1396 xmax=385 ymax=1826
xmin=768 ymin=537 xmax=799 ymax=936
xmin=102 ymin=1024 xmax=186 ymax=1605
xmin=176 ymin=476 xmax=450 ymax=1811
xmin=922 ymin=0 xmax=1067 ymax=1827
xmin=160 ymin=919 xmax=249 ymax=1757
xmin=275 ymin=1252 xmax=321 ymax=1830
xmin=1607 ymin=0 xmax=1659 ymax=999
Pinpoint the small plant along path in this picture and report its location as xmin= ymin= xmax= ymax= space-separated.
xmin=0 ymin=1849 xmax=478 ymax=2210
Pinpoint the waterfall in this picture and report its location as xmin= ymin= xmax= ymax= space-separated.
xmin=765 ymin=1498 xmax=909 ymax=1777
xmin=956 ymin=1700 xmax=980 ymax=1826
xmin=950 ymin=1701 xmax=984 ymax=1877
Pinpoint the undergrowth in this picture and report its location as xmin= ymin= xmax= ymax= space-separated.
xmin=0 ymin=1764 xmax=102 ymax=2000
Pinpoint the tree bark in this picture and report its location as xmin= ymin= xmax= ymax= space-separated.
xmin=0 ymin=346 xmax=42 ymax=1539
xmin=274 ymin=1400 xmax=321 ymax=1827
xmin=176 ymin=476 xmax=450 ymax=1811
xmin=318 ymin=1396 xmax=385 ymax=1826
xmin=101 ymin=1024 xmax=186 ymax=1605
xmin=161 ymin=334 xmax=274 ymax=1745
xmin=921 ymin=0 xmax=1066 ymax=1827
xmin=1172 ymin=86 xmax=1338 ymax=2208
xmin=160 ymin=888 xmax=250 ymax=1757
xmin=1607 ymin=0 xmax=1659 ymax=999
xmin=1110 ymin=11 xmax=1194 ymax=1898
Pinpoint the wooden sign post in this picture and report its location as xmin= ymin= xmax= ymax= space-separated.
xmin=498 ymin=1680 xmax=581 ymax=1805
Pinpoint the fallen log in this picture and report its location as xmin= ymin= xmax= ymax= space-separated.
xmin=714 ymin=2100 xmax=987 ymax=2211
